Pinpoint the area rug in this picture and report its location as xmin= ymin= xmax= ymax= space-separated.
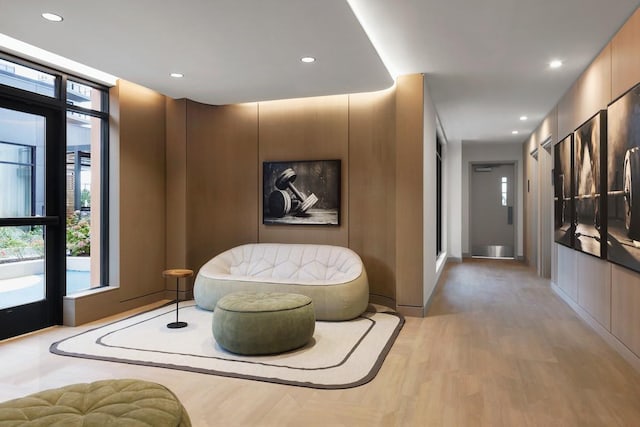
xmin=50 ymin=301 xmax=404 ymax=389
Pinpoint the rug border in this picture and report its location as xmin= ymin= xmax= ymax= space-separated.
xmin=50 ymin=302 xmax=405 ymax=390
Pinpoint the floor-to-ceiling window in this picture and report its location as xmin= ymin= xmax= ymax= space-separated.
xmin=0 ymin=54 xmax=109 ymax=339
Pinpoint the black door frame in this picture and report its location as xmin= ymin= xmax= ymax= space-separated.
xmin=0 ymin=97 xmax=66 ymax=340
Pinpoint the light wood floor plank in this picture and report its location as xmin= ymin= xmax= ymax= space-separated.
xmin=2 ymin=259 xmax=640 ymax=426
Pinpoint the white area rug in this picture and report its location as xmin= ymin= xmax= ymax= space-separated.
xmin=51 ymin=301 xmax=404 ymax=389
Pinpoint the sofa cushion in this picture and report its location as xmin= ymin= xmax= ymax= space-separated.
xmin=200 ymin=243 xmax=363 ymax=285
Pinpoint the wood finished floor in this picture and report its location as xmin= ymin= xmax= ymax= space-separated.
xmin=2 ymin=259 xmax=640 ymax=426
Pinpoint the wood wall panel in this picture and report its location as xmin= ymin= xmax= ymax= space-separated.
xmin=395 ymin=75 xmax=424 ymax=308
xmin=186 ymin=101 xmax=259 ymax=272
xmin=612 ymin=8 xmax=640 ymax=100
xmin=258 ymin=96 xmax=349 ymax=246
xmin=576 ymin=44 xmax=612 ymax=124
xmin=557 ymin=83 xmax=579 ymax=140
xmin=577 ymin=252 xmax=611 ymax=330
xmin=165 ymin=98 xmax=187 ymax=293
xmin=116 ymin=80 xmax=167 ymax=301
xmin=348 ymin=89 xmax=396 ymax=301
xmin=612 ymin=265 xmax=640 ymax=357
xmin=557 ymin=244 xmax=578 ymax=301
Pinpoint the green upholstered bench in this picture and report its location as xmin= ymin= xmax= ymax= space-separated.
xmin=0 ymin=379 xmax=191 ymax=426
xmin=213 ymin=291 xmax=315 ymax=355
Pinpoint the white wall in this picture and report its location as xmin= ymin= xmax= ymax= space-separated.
xmin=461 ymin=142 xmax=524 ymax=257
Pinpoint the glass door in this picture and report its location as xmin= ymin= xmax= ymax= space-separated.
xmin=0 ymin=100 xmax=64 ymax=340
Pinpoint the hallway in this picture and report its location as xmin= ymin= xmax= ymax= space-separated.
xmin=1 ymin=259 xmax=640 ymax=426
xmin=418 ymin=259 xmax=640 ymax=425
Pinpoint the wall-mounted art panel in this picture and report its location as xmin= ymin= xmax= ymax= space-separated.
xmin=263 ymin=159 xmax=340 ymax=226
xmin=554 ymin=134 xmax=574 ymax=247
xmin=607 ymin=82 xmax=640 ymax=272
xmin=573 ymin=111 xmax=607 ymax=258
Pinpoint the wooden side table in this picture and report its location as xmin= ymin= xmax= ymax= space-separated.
xmin=162 ymin=268 xmax=193 ymax=329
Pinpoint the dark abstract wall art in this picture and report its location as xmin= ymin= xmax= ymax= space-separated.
xmin=607 ymin=82 xmax=640 ymax=272
xmin=573 ymin=111 xmax=607 ymax=259
xmin=554 ymin=134 xmax=574 ymax=248
xmin=263 ymin=159 xmax=341 ymax=225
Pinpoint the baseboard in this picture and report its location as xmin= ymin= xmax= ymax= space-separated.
xmin=63 ymin=288 xmax=167 ymax=326
xmin=551 ymin=282 xmax=640 ymax=373
xmin=396 ymin=304 xmax=424 ymax=317
xmin=369 ymin=294 xmax=396 ymax=310
xmin=164 ymin=289 xmax=193 ymax=301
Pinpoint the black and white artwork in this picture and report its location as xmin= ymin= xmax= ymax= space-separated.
xmin=573 ymin=111 xmax=606 ymax=258
xmin=263 ymin=159 xmax=340 ymax=225
xmin=554 ymin=134 xmax=573 ymax=247
xmin=607 ymin=83 xmax=640 ymax=272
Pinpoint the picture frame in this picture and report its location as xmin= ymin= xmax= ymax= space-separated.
xmin=554 ymin=133 xmax=574 ymax=248
xmin=573 ymin=110 xmax=607 ymax=259
xmin=262 ymin=159 xmax=341 ymax=226
xmin=607 ymin=82 xmax=640 ymax=272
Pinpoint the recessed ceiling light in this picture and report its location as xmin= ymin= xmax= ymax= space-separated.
xmin=42 ymin=12 xmax=63 ymax=22
xmin=512 ymin=130 xmax=519 ymax=135
xmin=549 ymin=59 xmax=563 ymax=69
xmin=300 ymin=57 xmax=316 ymax=63
xmin=520 ymin=116 xmax=528 ymax=121
xmin=170 ymin=73 xmax=184 ymax=78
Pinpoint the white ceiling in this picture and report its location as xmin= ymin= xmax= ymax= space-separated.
xmin=0 ymin=0 xmax=639 ymax=145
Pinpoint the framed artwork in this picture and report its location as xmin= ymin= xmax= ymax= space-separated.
xmin=263 ymin=159 xmax=341 ymax=226
xmin=607 ymin=82 xmax=640 ymax=272
xmin=554 ymin=134 xmax=574 ymax=247
xmin=573 ymin=110 xmax=607 ymax=259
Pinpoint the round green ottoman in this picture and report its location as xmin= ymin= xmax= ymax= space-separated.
xmin=213 ymin=291 xmax=315 ymax=355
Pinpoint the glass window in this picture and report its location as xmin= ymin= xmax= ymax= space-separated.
xmin=0 ymin=226 xmax=45 ymax=309
xmin=501 ymin=176 xmax=508 ymax=206
xmin=64 ymin=74 xmax=108 ymax=295
xmin=0 ymin=108 xmax=44 ymax=218
xmin=67 ymin=80 xmax=105 ymax=111
xmin=0 ymin=58 xmax=56 ymax=97
xmin=66 ymin=107 xmax=105 ymax=294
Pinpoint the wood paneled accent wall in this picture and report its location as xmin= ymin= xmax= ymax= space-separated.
xmin=349 ymin=89 xmax=397 ymax=303
xmin=185 ymin=101 xmax=259 ymax=272
xmin=395 ymin=75 xmax=425 ymax=309
xmin=114 ymin=80 xmax=167 ymax=301
xmin=258 ymin=96 xmax=349 ymax=246
xmin=171 ymin=77 xmax=426 ymax=312
xmin=166 ymin=99 xmax=187 ymax=271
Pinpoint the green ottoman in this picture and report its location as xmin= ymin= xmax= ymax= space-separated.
xmin=213 ymin=291 xmax=315 ymax=355
xmin=0 ymin=379 xmax=191 ymax=426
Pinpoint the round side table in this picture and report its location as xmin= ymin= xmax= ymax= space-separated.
xmin=162 ymin=268 xmax=193 ymax=329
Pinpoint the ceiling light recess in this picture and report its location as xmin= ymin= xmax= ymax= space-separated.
xmin=549 ymin=59 xmax=563 ymax=69
xmin=170 ymin=73 xmax=184 ymax=78
xmin=520 ymin=116 xmax=528 ymax=121
xmin=42 ymin=12 xmax=63 ymax=22
xmin=300 ymin=56 xmax=316 ymax=63
xmin=512 ymin=130 xmax=519 ymax=135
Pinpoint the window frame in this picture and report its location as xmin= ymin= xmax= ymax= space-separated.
xmin=0 ymin=51 xmax=111 ymax=288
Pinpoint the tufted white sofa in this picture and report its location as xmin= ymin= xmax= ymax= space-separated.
xmin=194 ymin=243 xmax=369 ymax=321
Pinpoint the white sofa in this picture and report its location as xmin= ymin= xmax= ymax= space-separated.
xmin=193 ymin=243 xmax=369 ymax=321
